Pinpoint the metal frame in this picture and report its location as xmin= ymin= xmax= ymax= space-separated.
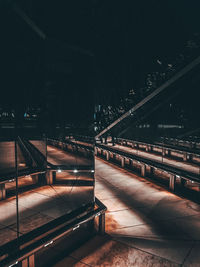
xmin=1 ymin=198 xmax=106 ymax=267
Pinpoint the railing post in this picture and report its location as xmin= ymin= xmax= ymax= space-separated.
xmin=0 ymin=184 xmax=6 ymax=200
xmin=169 ymin=174 xmax=176 ymax=191
xmin=22 ymin=254 xmax=35 ymax=267
xmin=46 ymin=170 xmax=55 ymax=185
xmin=183 ymin=152 xmax=187 ymax=162
xmin=121 ymin=157 xmax=125 ymax=168
xmin=106 ymin=151 xmax=110 ymax=161
xmin=99 ymin=213 xmax=105 ymax=235
xmin=31 ymin=174 xmax=38 ymax=184
xmin=141 ymin=164 xmax=146 ymax=177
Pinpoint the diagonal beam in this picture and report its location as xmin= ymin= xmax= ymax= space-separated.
xmin=95 ymin=55 xmax=200 ymax=139
xmin=11 ymin=2 xmax=94 ymax=57
xmin=12 ymin=3 xmax=46 ymax=40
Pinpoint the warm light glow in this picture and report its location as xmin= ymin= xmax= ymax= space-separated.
xmin=57 ymin=169 xmax=62 ymax=173
xmin=73 ymin=169 xmax=78 ymax=173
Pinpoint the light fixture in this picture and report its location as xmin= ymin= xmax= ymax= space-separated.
xmin=44 ymin=240 xmax=53 ymax=247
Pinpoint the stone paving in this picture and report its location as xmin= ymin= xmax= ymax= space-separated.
xmin=53 ymin=157 xmax=200 ymax=267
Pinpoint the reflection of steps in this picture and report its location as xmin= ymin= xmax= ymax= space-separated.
xmin=0 ymin=139 xmax=47 ymax=201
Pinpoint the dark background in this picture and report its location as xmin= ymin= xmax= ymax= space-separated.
xmin=1 ymin=0 xmax=200 ymax=133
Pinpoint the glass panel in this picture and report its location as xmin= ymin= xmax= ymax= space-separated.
xmin=0 ymin=137 xmax=18 ymax=253
xmin=0 ymin=2 xmax=95 ymax=261
xmin=15 ymin=34 xmax=95 ymax=243
xmin=17 ymin=134 xmax=50 ymax=237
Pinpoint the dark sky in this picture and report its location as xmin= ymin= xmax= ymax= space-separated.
xmin=1 ymin=0 xmax=200 ymax=120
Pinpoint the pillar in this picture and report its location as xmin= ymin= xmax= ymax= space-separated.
xmin=183 ymin=152 xmax=187 ymax=162
xmin=94 ymin=147 xmax=98 ymax=156
xmin=141 ymin=164 xmax=146 ymax=177
xmin=121 ymin=157 xmax=125 ymax=168
xmin=99 ymin=213 xmax=105 ymax=235
xmin=46 ymin=171 xmax=55 ymax=185
xmin=106 ymin=151 xmax=110 ymax=161
xmin=22 ymin=254 xmax=35 ymax=267
xmin=169 ymin=174 xmax=176 ymax=191
xmin=0 ymin=184 xmax=6 ymax=200
xmin=131 ymin=143 xmax=134 ymax=148
xmin=31 ymin=174 xmax=38 ymax=184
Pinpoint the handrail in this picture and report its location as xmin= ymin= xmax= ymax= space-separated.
xmin=1 ymin=198 xmax=106 ymax=267
xmin=115 ymin=137 xmax=200 ymax=157
xmin=96 ymin=143 xmax=200 ymax=183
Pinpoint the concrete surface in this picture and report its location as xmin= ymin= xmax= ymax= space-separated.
xmin=53 ymin=158 xmax=200 ymax=267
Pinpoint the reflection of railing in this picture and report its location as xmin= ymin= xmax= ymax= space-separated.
xmin=95 ymin=143 xmax=200 ymax=192
xmin=0 ymin=197 xmax=106 ymax=267
xmin=17 ymin=137 xmax=36 ymax=168
xmin=47 ymin=138 xmax=94 ymax=160
xmin=23 ymin=140 xmax=46 ymax=170
xmin=0 ymin=138 xmax=47 ymax=200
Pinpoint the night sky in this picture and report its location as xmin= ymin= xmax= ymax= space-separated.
xmin=1 ymin=0 xmax=200 ymax=122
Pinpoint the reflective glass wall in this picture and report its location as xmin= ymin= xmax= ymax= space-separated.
xmin=0 ymin=2 xmax=95 ymax=263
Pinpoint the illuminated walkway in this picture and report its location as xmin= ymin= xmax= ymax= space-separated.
xmin=53 ymin=157 xmax=200 ymax=267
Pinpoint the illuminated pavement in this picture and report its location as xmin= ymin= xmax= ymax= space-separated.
xmin=52 ymin=158 xmax=200 ymax=267
xmin=0 ymin=179 xmax=93 ymax=246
